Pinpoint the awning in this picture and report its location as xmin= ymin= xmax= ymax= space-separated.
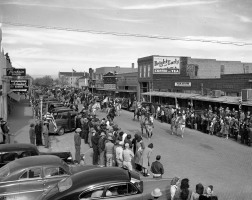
xmin=8 ymin=92 xmax=21 ymax=102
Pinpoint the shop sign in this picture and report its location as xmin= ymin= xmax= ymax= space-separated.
xmin=6 ymin=68 xmax=26 ymax=76
xmin=10 ymin=80 xmax=29 ymax=86
xmin=153 ymin=56 xmax=180 ymax=74
xmin=175 ymin=82 xmax=191 ymax=87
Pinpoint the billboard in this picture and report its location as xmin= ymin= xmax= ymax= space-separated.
xmin=153 ymin=56 xmax=180 ymax=74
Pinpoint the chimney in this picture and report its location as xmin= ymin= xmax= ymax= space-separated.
xmin=132 ymin=63 xmax=134 ymax=68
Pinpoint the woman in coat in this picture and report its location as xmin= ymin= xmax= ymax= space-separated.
xmin=134 ymin=136 xmax=145 ymax=172
xmin=141 ymin=143 xmax=153 ymax=176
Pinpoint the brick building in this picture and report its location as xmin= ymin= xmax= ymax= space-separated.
xmin=138 ymin=55 xmax=252 ymax=100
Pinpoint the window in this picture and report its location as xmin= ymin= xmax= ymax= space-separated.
xmin=105 ymin=183 xmax=138 ymax=197
xmin=143 ymin=66 xmax=146 ymax=78
xmin=139 ymin=65 xmax=142 ymax=78
xmin=44 ymin=167 xmax=68 ymax=178
xmin=79 ymin=187 xmax=105 ymax=199
xmin=220 ymin=65 xmax=225 ymax=75
xmin=20 ymin=168 xmax=41 ymax=179
xmin=147 ymin=65 xmax=150 ymax=77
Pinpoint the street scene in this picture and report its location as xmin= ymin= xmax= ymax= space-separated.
xmin=1 ymin=1 xmax=252 ymax=200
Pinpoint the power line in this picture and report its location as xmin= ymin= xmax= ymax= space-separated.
xmin=1 ymin=21 xmax=252 ymax=46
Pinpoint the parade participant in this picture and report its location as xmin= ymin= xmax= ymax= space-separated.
xmin=74 ymin=128 xmax=82 ymax=163
xmin=122 ymin=143 xmax=134 ymax=171
xmin=171 ymin=113 xmax=177 ymax=135
xmin=29 ymin=123 xmax=36 ymax=145
xmin=115 ymin=141 xmax=123 ymax=167
xmin=42 ymin=121 xmax=49 ymax=148
xmin=170 ymin=177 xmax=180 ymax=200
xmin=98 ymin=132 xmax=106 ymax=166
xmin=141 ymin=143 xmax=153 ymax=176
xmin=105 ymin=136 xmax=114 ymax=167
xmin=150 ymin=155 xmax=164 ymax=178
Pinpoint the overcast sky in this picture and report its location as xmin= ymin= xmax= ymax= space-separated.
xmin=0 ymin=0 xmax=252 ymax=77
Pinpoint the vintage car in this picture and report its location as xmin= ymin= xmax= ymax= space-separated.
xmin=49 ymin=109 xmax=77 ymax=135
xmin=0 ymin=143 xmax=73 ymax=167
xmin=38 ymin=167 xmax=144 ymax=200
xmin=48 ymin=102 xmax=64 ymax=113
xmin=0 ymin=155 xmax=98 ymax=200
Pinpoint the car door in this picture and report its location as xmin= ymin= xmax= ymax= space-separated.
xmin=18 ymin=167 xmax=44 ymax=199
xmin=43 ymin=166 xmax=70 ymax=191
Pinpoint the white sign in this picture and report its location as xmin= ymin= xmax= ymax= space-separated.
xmin=153 ymin=56 xmax=180 ymax=74
xmin=175 ymin=82 xmax=191 ymax=87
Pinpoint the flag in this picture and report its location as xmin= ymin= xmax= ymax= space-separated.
xmin=72 ymin=69 xmax=76 ymax=73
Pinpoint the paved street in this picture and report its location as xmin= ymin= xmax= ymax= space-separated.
xmin=10 ymin=101 xmax=252 ymax=200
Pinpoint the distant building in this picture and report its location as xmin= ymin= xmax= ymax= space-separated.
xmin=78 ymin=73 xmax=89 ymax=89
xmin=58 ymin=71 xmax=85 ymax=87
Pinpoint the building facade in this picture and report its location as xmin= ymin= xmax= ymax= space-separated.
xmin=58 ymin=72 xmax=85 ymax=88
xmin=78 ymin=73 xmax=89 ymax=89
xmin=138 ymin=55 xmax=252 ymax=99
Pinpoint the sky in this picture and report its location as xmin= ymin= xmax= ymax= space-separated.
xmin=0 ymin=0 xmax=252 ymax=77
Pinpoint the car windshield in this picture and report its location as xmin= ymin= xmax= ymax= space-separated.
xmin=0 ymin=164 xmax=10 ymax=178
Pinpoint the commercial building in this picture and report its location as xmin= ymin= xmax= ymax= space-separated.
xmin=77 ymin=73 xmax=89 ymax=89
xmin=58 ymin=71 xmax=85 ymax=88
xmin=138 ymin=55 xmax=252 ymax=109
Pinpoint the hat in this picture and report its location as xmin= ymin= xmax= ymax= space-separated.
xmin=44 ymin=121 xmax=49 ymax=124
xmin=100 ymin=132 xmax=106 ymax=136
xmin=75 ymin=128 xmax=82 ymax=132
xmin=125 ymin=143 xmax=129 ymax=148
xmin=151 ymin=188 xmax=162 ymax=197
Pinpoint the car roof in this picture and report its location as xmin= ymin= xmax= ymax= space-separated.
xmin=9 ymin=155 xmax=63 ymax=172
xmin=0 ymin=143 xmax=39 ymax=153
xmin=72 ymin=167 xmax=130 ymax=188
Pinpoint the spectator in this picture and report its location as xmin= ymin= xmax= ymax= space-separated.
xmin=42 ymin=121 xmax=49 ymax=148
xmin=170 ymin=177 xmax=180 ymax=200
xmin=98 ymin=132 xmax=106 ymax=166
xmin=134 ymin=136 xmax=145 ymax=172
xmin=122 ymin=143 xmax=134 ymax=171
xmin=191 ymin=183 xmax=204 ymax=200
xmin=150 ymin=155 xmax=164 ymax=178
xmin=174 ymin=178 xmax=192 ymax=200
xmin=124 ymin=134 xmax=132 ymax=149
xmin=149 ymin=188 xmax=162 ymax=200
xmin=105 ymin=136 xmax=114 ymax=167
xmin=74 ymin=128 xmax=82 ymax=163
xmin=141 ymin=143 xmax=153 ymax=176
xmin=199 ymin=185 xmax=218 ymax=200
xmin=29 ymin=123 xmax=36 ymax=145
xmin=91 ymin=131 xmax=100 ymax=165
xmin=35 ymin=120 xmax=43 ymax=146
xmin=115 ymin=141 xmax=123 ymax=167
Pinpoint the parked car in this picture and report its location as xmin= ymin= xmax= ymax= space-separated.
xmin=0 ymin=143 xmax=73 ymax=167
xmin=38 ymin=167 xmax=144 ymax=200
xmin=0 ymin=155 xmax=98 ymax=200
xmin=49 ymin=109 xmax=77 ymax=135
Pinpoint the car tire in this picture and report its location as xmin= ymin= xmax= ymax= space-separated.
xmin=58 ymin=128 xmax=65 ymax=136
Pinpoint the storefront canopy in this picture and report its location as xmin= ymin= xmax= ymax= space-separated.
xmin=8 ymin=91 xmax=21 ymax=102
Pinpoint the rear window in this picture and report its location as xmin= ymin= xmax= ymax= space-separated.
xmin=0 ymin=164 xmax=10 ymax=178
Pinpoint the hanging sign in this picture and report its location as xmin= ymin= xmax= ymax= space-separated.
xmin=6 ymin=68 xmax=26 ymax=76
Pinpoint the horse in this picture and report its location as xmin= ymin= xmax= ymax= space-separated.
xmin=134 ymin=107 xmax=142 ymax=121
xmin=175 ymin=114 xmax=186 ymax=138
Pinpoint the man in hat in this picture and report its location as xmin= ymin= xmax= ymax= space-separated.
xmin=91 ymin=130 xmax=100 ymax=165
xmin=150 ymin=188 xmax=162 ymax=199
xmin=74 ymin=128 xmax=82 ymax=163
xmin=122 ymin=143 xmax=134 ymax=171
xmin=42 ymin=121 xmax=49 ymax=148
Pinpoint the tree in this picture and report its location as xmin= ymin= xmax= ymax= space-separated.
xmin=34 ymin=75 xmax=54 ymax=87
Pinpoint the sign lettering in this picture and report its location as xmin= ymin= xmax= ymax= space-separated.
xmin=153 ymin=56 xmax=180 ymax=74
xmin=175 ymin=82 xmax=191 ymax=87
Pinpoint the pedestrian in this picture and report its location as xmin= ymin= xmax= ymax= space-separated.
xmin=191 ymin=183 xmax=204 ymax=200
xmin=98 ymin=132 xmax=106 ymax=166
xmin=82 ymin=117 xmax=89 ymax=144
xmin=149 ymin=188 xmax=162 ymax=200
xmin=74 ymin=128 xmax=82 ymax=163
xmin=150 ymin=155 xmax=164 ymax=178
xmin=29 ymin=123 xmax=36 ymax=145
xmin=122 ymin=143 xmax=134 ymax=171
xmin=141 ymin=143 xmax=153 ymax=176
xmin=170 ymin=177 xmax=180 ymax=200
xmin=134 ymin=136 xmax=145 ymax=172
xmin=174 ymin=178 xmax=192 ymax=200
xmin=91 ymin=130 xmax=100 ymax=165
xmin=0 ymin=118 xmax=10 ymax=144
xmin=115 ymin=141 xmax=123 ymax=167
xmin=105 ymin=136 xmax=114 ymax=167
xmin=42 ymin=121 xmax=49 ymax=148
xmin=35 ymin=120 xmax=43 ymax=146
